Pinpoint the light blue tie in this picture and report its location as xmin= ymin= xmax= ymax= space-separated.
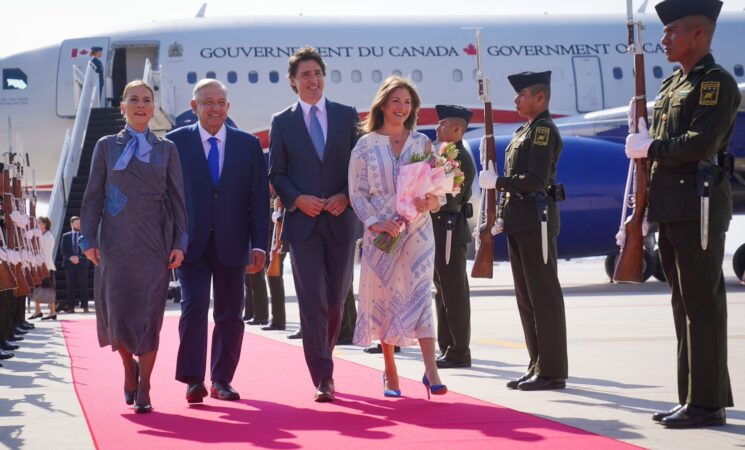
xmin=207 ymin=137 xmax=220 ymax=185
xmin=113 ymin=125 xmax=152 ymax=171
xmin=308 ymin=105 xmax=325 ymax=160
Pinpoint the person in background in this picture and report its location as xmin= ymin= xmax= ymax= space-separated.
xmin=90 ymin=46 xmax=105 ymax=107
xmin=29 ymin=217 xmax=57 ymax=321
xmin=60 ymin=216 xmax=89 ymax=313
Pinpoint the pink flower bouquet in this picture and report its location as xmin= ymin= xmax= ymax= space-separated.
xmin=373 ymin=142 xmax=465 ymax=253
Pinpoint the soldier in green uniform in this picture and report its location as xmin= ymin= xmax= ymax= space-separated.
xmin=431 ymin=105 xmax=476 ymax=369
xmin=479 ymin=71 xmax=567 ymax=391
xmin=625 ymin=0 xmax=737 ymax=428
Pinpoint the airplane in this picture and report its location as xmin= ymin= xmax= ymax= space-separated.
xmin=1 ymin=9 xmax=744 ymax=280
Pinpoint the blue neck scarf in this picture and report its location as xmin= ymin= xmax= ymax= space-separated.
xmin=113 ymin=125 xmax=153 ymax=171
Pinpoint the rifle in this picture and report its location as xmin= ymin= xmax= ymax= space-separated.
xmin=267 ymin=197 xmax=285 ymax=278
xmin=3 ymin=162 xmax=31 ymax=295
xmin=613 ymin=2 xmax=649 ymax=283
xmin=26 ymin=160 xmax=49 ymax=279
xmin=471 ymin=29 xmax=498 ymax=279
xmin=0 ymin=162 xmax=18 ymax=292
xmin=12 ymin=159 xmax=41 ymax=287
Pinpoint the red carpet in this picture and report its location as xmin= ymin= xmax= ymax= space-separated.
xmin=63 ymin=317 xmax=638 ymax=449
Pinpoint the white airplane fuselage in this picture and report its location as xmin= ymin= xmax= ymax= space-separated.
xmin=1 ymin=13 xmax=744 ymax=189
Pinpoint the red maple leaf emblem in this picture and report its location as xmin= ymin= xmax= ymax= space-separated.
xmin=463 ymin=44 xmax=477 ymax=56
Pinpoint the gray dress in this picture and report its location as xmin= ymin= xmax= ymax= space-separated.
xmin=80 ymin=129 xmax=188 ymax=355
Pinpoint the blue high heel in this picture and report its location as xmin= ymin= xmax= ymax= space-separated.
xmin=383 ymin=373 xmax=401 ymax=397
xmin=422 ymin=374 xmax=447 ymax=399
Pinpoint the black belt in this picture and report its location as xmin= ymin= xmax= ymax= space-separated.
xmin=508 ymin=184 xmax=565 ymax=202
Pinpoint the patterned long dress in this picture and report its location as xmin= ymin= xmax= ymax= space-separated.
xmin=79 ymin=129 xmax=188 ymax=356
xmin=348 ymin=131 xmax=437 ymax=347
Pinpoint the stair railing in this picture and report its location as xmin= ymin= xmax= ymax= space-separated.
xmin=143 ymin=58 xmax=176 ymax=130
xmin=47 ymin=62 xmax=97 ymax=251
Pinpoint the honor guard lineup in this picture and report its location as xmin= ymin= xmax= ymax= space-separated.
xmin=4 ymin=0 xmax=738 ymax=430
xmin=0 ymin=152 xmax=50 ymax=366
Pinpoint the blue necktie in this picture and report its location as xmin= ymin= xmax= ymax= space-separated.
xmin=207 ymin=137 xmax=220 ymax=185
xmin=308 ymin=105 xmax=325 ymax=160
xmin=72 ymin=232 xmax=79 ymax=255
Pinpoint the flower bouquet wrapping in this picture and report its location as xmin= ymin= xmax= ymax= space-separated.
xmin=374 ymin=142 xmax=466 ymax=253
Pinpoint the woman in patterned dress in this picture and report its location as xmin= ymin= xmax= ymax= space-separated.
xmin=348 ymin=76 xmax=446 ymax=398
xmin=80 ymin=80 xmax=188 ymax=413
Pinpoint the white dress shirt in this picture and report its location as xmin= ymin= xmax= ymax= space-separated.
xmin=198 ymin=122 xmax=227 ymax=176
xmin=41 ymin=231 xmax=56 ymax=270
xmin=298 ymin=96 xmax=328 ymax=144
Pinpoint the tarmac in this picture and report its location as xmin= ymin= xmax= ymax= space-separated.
xmin=1 ymin=257 xmax=744 ymax=450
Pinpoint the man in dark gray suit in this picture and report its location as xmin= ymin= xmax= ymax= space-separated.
xmin=269 ymin=47 xmax=362 ymax=402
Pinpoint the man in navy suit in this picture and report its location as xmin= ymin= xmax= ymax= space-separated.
xmin=60 ymin=216 xmax=89 ymax=313
xmin=167 ymin=79 xmax=269 ymax=404
xmin=269 ymin=47 xmax=362 ymax=402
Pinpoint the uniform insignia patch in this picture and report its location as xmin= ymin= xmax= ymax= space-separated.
xmin=534 ymin=127 xmax=550 ymax=146
xmin=700 ymin=81 xmax=720 ymax=106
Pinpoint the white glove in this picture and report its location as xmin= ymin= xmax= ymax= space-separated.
xmin=480 ymin=136 xmax=487 ymax=166
xmin=271 ymin=211 xmax=282 ymax=224
xmin=625 ymin=117 xmax=652 ymax=159
xmin=479 ymin=160 xmax=498 ymax=190
xmin=615 ymin=213 xmax=651 ymax=247
xmin=627 ymin=99 xmax=636 ymax=130
xmin=491 ymin=218 xmax=504 ymax=236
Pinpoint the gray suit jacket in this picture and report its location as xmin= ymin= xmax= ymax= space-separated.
xmin=269 ymin=99 xmax=363 ymax=242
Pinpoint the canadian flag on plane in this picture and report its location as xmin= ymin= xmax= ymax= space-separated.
xmin=70 ymin=48 xmax=90 ymax=58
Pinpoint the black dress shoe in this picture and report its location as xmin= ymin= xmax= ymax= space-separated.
xmin=363 ymin=343 xmax=400 ymax=354
xmin=7 ymin=335 xmax=23 ymax=342
xmin=661 ymin=404 xmax=726 ymax=428
xmin=517 ymin=375 xmax=566 ymax=391
xmin=210 ymin=382 xmax=240 ymax=401
xmin=652 ymin=404 xmax=684 ymax=422
xmin=0 ymin=349 xmax=14 ymax=360
xmin=336 ymin=336 xmax=354 ymax=345
xmin=314 ymin=379 xmax=335 ymax=402
xmin=506 ymin=371 xmax=534 ymax=389
xmin=22 ymin=318 xmax=38 ymax=326
xmin=287 ymin=329 xmax=303 ymax=339
xmin=261 ymin=323 xmax=286 ymax=331
xmin=186 ymin=382 xmax=208 ymax=404
xmin=134 ymin=403 xmax=153 ymax=414
xmin=13 ymin=327 xmax=28 ymax=335
xmin=436 ymin=358 xmax=471 ymax=369
xmin=246 ymin=318 xmax=268 ymax=326
xmin=41 ymin=314 xmax=57 ymax=321
xmin=0 ymin=341 xmax=19 ymax=351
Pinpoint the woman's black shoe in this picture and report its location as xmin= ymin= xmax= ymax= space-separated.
xmin=28 ymin=313 xmax=43 ymax=320
xmin=41 ymin=314 xmax=57 ymax=321
xmin=133 ymin=403 xmax=153 ymax=414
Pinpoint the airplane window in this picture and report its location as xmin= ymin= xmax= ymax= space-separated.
xmin=330 ymin=70 xmax=341 ymax=83
xmin=371 ymin=70 xmax=382 ymax=83
xmin=452 ymin=69 xmax=463 ymax=82
xmin=187 ymin=71 xmax=197 ymax=84
xmin=248 ymin=71 xmax=259 ymax=83
xmin=2 ymin=68 xmax=28 ymax=90
xmin=392 ymin=70 xmax=402 ymax=76
xmin=653 ymin=66 xmax=663 ymax=79
xmin=269 ymin=71 xmax=279 ymax=83
xmin=227 ymin=71 xmax=237 ymax=84
xmin=206 ymin=71 xmax=216 ymax=79
xmin=351 ymin=70 xmax=362 ymax=83
xmin=735 ymin=64 xmax=744 ymax=77
xmin=411 ymin=70 xmax=422 ymax=83
xmin=613 ymin=67 xmax=623 ymax=80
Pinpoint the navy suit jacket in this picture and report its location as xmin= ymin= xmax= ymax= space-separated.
xmin=166 ymin=124 xmax=269 ymax=266
xmin=61 ymin=231 xmax=88 ymax=265
xmin=269 ymin=99 xmax=363 ymax=242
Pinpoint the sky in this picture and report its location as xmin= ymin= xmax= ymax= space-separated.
xmin=2 ymin=0 xmax=743 ymax=58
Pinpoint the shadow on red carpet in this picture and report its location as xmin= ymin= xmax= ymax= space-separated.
xmin=62 ymin=317 xmax=638 ymax=449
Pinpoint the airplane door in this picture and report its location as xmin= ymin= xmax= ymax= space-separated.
xmin=571 ymin=56 xmax=605 ymax=113
xmin=57 ymin=38 xmax=110 ymax=117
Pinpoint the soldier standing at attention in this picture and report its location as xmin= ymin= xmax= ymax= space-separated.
xmin=479 ymin=71 xmax=567 ymax=391
xmin=625 ymin=0 xmax=738 ymax=428
xmin=431 ymin=105 xmax=476 ymax=369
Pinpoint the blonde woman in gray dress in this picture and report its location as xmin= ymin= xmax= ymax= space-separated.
xmin=80 ymin=80 xmax=188 ymax=413
xmin=349 ymin=76 xmax=446 ymax=399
